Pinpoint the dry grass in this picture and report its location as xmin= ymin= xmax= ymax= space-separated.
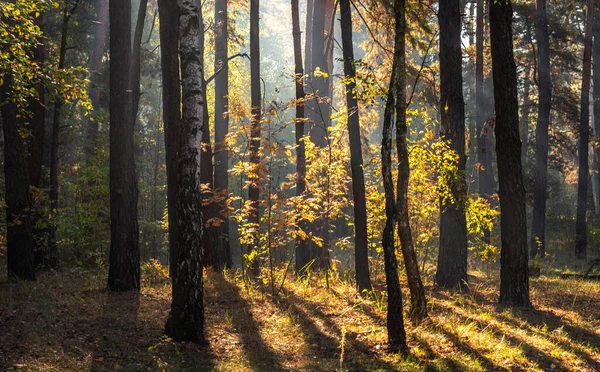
xmin=0 ymin=261 xmax=599 ymax=371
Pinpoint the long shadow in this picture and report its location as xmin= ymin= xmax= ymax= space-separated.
xmin=434 ymin=302 xmax=569 ymax=371
xmin=209 ymin=275 xmax=286 ymax=371
xmin=277 ymin=289 xmax=401 ymax=371
xmin=496 ymin=309 xmax=600 ymax=369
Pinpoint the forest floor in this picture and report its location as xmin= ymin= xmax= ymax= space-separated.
xmin=0 ymin=259 xmax=600 ymax=371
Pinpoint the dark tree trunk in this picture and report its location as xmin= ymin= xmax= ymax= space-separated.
xmin=477 ymin=0 xmax=494 ymax=244
xmin=436 ymin=0 xmax=468 ymax=289
xmin=158 ymin=0 xmax=181 ymax=277
xmin=85 ymin=0 xmax=108 ymax=156
xmin=594 ymin=2 xmax=600 ymax=218
xmin=531 ymin=0 xmax=551 ymax=258
xmin=131 ymin=0 xmax=148 ymax=121
xmin=2 ymin=77 xmax=35 ymax=280
xmin=520 ymin=68 xmax=532 ymax=161
xmin=247 ymin=0 xmax=261 ymax=277
xmin=488 ymin=0 xmax=531 ymax=307
xmin=379 ymin=0 xmax=408 ymax=354
xmin=292 ymin=0 xmax=310 ymax=275
xmin=575 ymin=0 xmax=594 ymax=260
xmin=47 ymin=3 xmax=74 ymax=270
xmin=340 ymin=0 xmax=372 ymax=292
xmin=213 ymin=0 xmax=233 ymax=269
xmin=108 ymin=0 xmax=140 ymax=292
xmin=165 ymin=0 xmax=206 ymax=343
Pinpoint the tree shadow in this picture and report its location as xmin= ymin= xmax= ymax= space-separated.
xmin=208 ymin=274 xmax=286 ymax=371
xmin=274 ymin=289 xmax=402 ymax=371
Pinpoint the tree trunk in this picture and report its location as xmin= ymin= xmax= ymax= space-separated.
xmin=380 ymin=0 xmax=408 ymax=354
xmin=488 ymin=0 xmax=531 ymax=307
xmin=531 ymin=0 xmax=551 ymax=258
xmin=436 ymin=0 xmax=468 ymax=289
xmin=593 ymin=2 xmax=600 ymax=218
xmin=575 ymin=0 xmax=594 ymax=260
xmin=247 ymin=0 xmax=261 ymax=277
xmin=520 ymin=67 xmax=532 ymax=162
xmin=165 ymin=0 xmax=206 ymax=343
xmin=108 ymin=0 xmax=140 ymax=292
xmin=131 ymin=0 xmax=148 ymax=121
xmin=292 ymin=0 xmax=310 ymax=276
xmin=213 ymin=0 xmax=233 ymax=269
xmin=84 ymin=0 xmax=108 ymax=157
xmin=2 ymin=77 xmax=35 ymax=280
xmin=158 ymin=0 xmax=181 ymax=277
xmin=340 ymin=0 xmax=372 ymax=292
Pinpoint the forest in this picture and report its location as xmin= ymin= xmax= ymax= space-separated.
xmin=0 ymin=0 xmax=599 ymax=370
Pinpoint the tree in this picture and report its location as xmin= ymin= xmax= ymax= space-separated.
xmin=213 ymin=0 xmax=233 ymax=269
xmin=107 ymin=0 xmax=140 ymax=291
xmin=594 ymin=0 xmax=600 ymax=217
xmin=436 ymin=0 xmax=468 ymax=289
xmin=476 ymin=0 xmax=494 ymax=245
xmin=575 ymin=0 xmax=594 ymax=260
xmin=380 ymin=0 xmax=409 ymax=354
xmin=488 ymin=0 xmax=530 ymax=307
xmin=530 ymin=0 xmax=551 ymax=258
xmin=157 ymin=0 xmax=181 ymax=277
xmin=2 ymin=76 xmax=35 ymax=280
xmin=291 ymin=0 xmax=310 ymax=275
xmin=165 ymin=0 xmax=206 ymax=342
xmin=247 ymin=0 xmax=261 ymax=276
xmin=339 ymin=0 xmax=372 ymax=292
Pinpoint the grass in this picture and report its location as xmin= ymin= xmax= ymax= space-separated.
xmin=0 ymin=259 xmax=599 ymax=371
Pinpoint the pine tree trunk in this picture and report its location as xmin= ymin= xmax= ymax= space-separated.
xmin=292 ymin=0 xmax=310 ymax=276
xmin=158 ymin=0 xmax=181 ymax=277
xmin=593 ymin=2 xmax=600 ymax=217
xmin=380 ymin=0 xmax=408 ymax=354
xmin=131 ymin=0 xmax=148 ymax=122
xmin=213 ymin=0 xmax=233 ymax=269
xmin=340 ymin=0 xmax=372 ymax=292
xmin=531 ymin=0 xmax=551 ymax=258
xmin=476 ymin=0 xmax=494 ymax=245
xmin=165 ymin=0 xmax=206 ymax=343
xmin=108 ymin=0 xmax=140 ymax=291
xmin=247 ymin=0 xmax=262 ymax=277
xmin=488 ymin=0 xmax=531 ymax=307
xmin=436 ymin=0 xmax=468 ymax=289
xmin=2 ymin=76 xmax=35 ymax=281
xmin=575 ymin=0 xmax=594 ymax=260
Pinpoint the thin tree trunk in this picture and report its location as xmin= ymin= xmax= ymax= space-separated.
xmin=247 ymin=0 xmax=262 ymax=277
xmin=593 ymin=2 xmax=600 ymax=217
xmin=108 ymin=0 xmax=140 ymax=291
xmin=165 ymin=0 xmax=206 ymax=343
xmin=436 ymin=0 xmax=468 ymax=289
xmin=520 ymin=67 xmax=532 ymax=161
xmin=213 ymin=0 xmax=233 ymax=269
xmin=292 ymin=0 xmax=310 ymax=276
xmin=131 ymin=0 xmax=148 ymax=121
xmin=488 ymin=0 xmax=531 ymax=307
xmin=380 ymin=0 xmax=408 ymax=354
xmin=158 ymin=0 xmax=181 ymax=277
xmin=531 ymin=0 xmax=551 ymax=258
xmin=340 ymin=0 xmax=372 ymax=292
xmin=85 ymin=0 xmax=108 ymax=157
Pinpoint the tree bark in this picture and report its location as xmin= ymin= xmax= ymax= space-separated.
xmin=131 ymin=0 xmax=148 ymax=121
xmin=165 ymin=0 xmax=206 ymax=343
xmin=213 ymin=0 xmax=233 ymax=269
xmin=247 ymin=0 xmax=261 ymax=277
xmin=488 ymin=0 xmax=531 ymax=307
xmin=575 ymin=0 xmax=594 ymax=260
xmin=593 ymin=1 xmax=600 ymax=218
xmin=158 ymin=0 xmax=181 ymax=277
xmin=476 ymin=0 xmax=494 ymax=245
xmin=292 ymin=0 xmax=310 ymax=276
xmin=108 ymin=0 xmax=140 ymax=291
xmin=436 ymin=0 xmax=468 ymax=289
xmin=2 ymin=77 xmax=35 ymax=280
xmin=380 ymin=0 xmax=408 ymax=354
xmin=340 ymin=0 xmax=372 ymax=292
xmin=531 ymin=0 xmax=551 ymax=258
